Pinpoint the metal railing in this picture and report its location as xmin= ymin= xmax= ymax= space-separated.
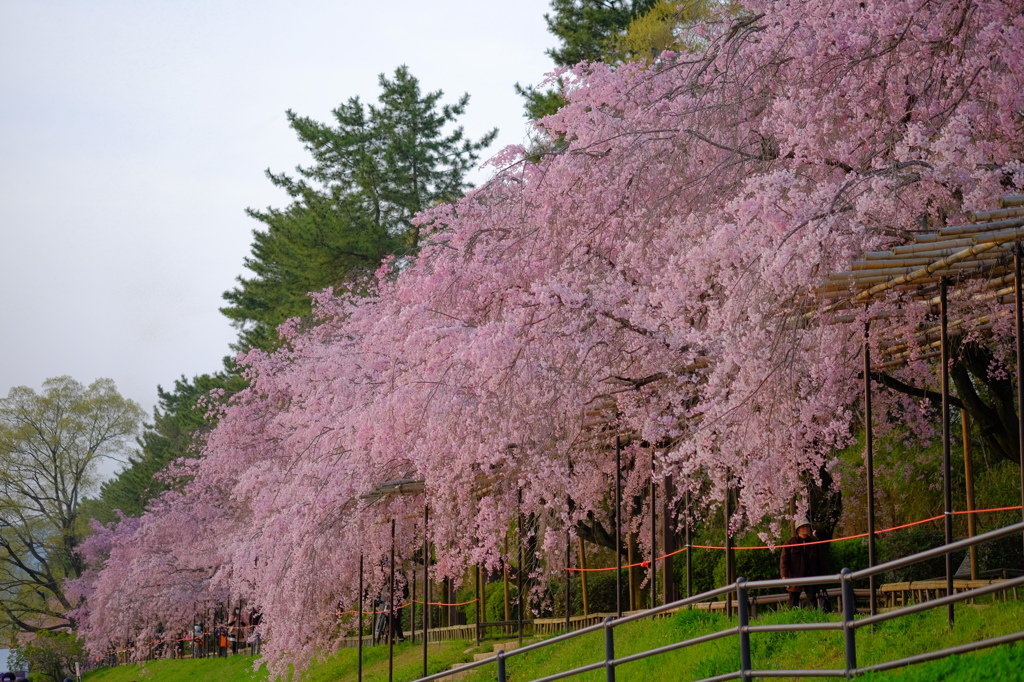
xmin=413 ymin=520 xmax=1024 ymax=682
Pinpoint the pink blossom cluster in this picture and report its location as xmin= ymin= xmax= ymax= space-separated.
xmin=71 ymin=1 xmax=1024 ymax=675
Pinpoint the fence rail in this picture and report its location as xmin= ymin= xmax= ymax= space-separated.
xmin=412 ymin=520 xmax=1024 ymax=682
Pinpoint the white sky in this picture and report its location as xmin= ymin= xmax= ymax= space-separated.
xmin=0 ymin=1 xmax=556 ymax=462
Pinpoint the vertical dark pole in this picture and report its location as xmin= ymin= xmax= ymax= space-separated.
xmin=604 ymin=617 xmax=616 ymax=682
xmin=475 ymin=564 xmax=482 ymax=646
xmin=841 ymin=568 xmax=857 ymax=675
xmin=358 ymin=555 xmax=364 ymax=682
xmin=736 ymin=578 xmax=751 ymax=682
xmin=371 ymin=599 xmax=378 ymax=646
xmin=724 ymin=469 xmax=733 ymax=619
xmin=445 ymin=578 xmax=454 ymax=629
xmin=615 ymin=436 xmax=623 ymax=618
xmin=423 ymin=504 xmax=429 ymax=678
xmin=565 ymin=526 xmax=571 ymax=632
xmin=662 ymin=474 xmax=675 ymax=605
xmin=579 ymin=538 xmax=590 ymax=615
xmin=650 ymin=449 xmax=657 ymax=610
xmin=685 ymin=488 xmax=692 ymax=599
xmin=411 ymin=552 xmax=416 ymax=646
xmin=504 ymin=536 xmax=511 ymax=627
xmin=480 ymin=564 xmax=487 ymax=638
xmin=940 ymin=277 xmax=954 ymax=628
xmin=864 ymin=316 xmax=878 ymax=617
xmin=497 ymin=650 xmax=507 ymax=682
xmin=389 ymin=519 xmax=396 ymax=682
xmin=517 ymin=489 xmax=524 ymax=646
xmin=1016 ymin=244 xmax=1024 ymax=563
xmin=963 ymin=409 xmax=978 ymax=580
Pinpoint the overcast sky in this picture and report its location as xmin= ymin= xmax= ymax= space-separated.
xmin=0 ymin=1 xmax=556 ymax=455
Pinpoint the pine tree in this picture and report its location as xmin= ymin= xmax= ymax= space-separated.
xmin=222 ymin=65 xmax=497 ymax=351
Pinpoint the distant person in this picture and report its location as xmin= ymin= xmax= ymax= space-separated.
xmin=249 ymin=608 xmax=263 ymax=656
xmin=190 ymin=623 xmax=203 ymax=658
xmin=227 ymin=607 xmax=246 ymax=655
xmin=780 ymin=515 xmax=832 ymax=611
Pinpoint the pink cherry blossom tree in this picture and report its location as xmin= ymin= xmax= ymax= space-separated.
xmin=73 ymin=1 xmax=1024 ymax=675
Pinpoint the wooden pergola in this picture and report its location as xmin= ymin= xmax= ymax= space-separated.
xmin=802 ymin=194 xmax=1024 ymax=618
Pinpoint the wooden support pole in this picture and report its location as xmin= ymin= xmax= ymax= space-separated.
xmin=662 ymin=475 xmax=676 ymax=605
xmin=578 ymin=537 xmax=590 ymax=615
xmin=650 ymin=449 xmax=657 ymax=610
xmin=423 ymin=504 xmax=429 ymax=677
xmin=503 ymin=539 xmax=511 ymax=626
xmin=627 ymin=535 xmax=636 ymax=612
xmin=518 ymin=491 xmax=524 ymax=646
xmin=388 ymin=519 xmax=396 ymax=682
xmin=962 ymin=409 xmax=978 ymax=580
xmin=475 ymin=565 xmax=482 ymax=646
xmin=1016 ymin=244 xmax=1024 ymax=565
xmin=615 ymin=435 xmax=623 ymax=618
xmin=865 ymin=316 xmax=878 ymax=617
xmin=411 ymin=554 xmax=416 ymax=646
xmin=940 ymin=278 xmax=955 ymax=629
xmin=724 ymin=470 xmax=733 ymax=619
xmin=358 ymin=555 xmax=364 ymax=682
xmin=685 ymin=488 xmax=692 ymax=600
xmin=565 ymin=527 xmax=571 ymax=632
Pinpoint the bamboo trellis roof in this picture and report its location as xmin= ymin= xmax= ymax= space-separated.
xmin=799 ymin=195 xmax=1024 ymax=368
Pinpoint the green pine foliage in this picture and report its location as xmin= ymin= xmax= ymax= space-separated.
xmin=515 ymin=0 xmax=658 ymax=122
xmin=222 ymin=65 xmax=497 ymax=352
xmin=82 ymin=372 xmax=245 ymax=524
xmin=543 ymin=0 xmax=660 ymax=67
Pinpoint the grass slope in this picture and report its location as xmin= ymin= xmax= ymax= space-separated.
xmin=86 ymin=601 xmax=1024 ymax=682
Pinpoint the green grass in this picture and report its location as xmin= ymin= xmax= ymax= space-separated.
xmin=81 ymin=641 xmax=476 ymax=682
xmin=85 ymin=601 xmax=1024 ymax=682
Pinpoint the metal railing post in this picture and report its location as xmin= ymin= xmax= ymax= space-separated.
xmin=497 ymin=650 xmax=506 ymax=682
xmin=841 ymin=568 xmax=857 ymax=678
xmin=737 ymin=578 xmax=752 ymax=682
xmin=604 ymin=617 xmax=616 ymax=682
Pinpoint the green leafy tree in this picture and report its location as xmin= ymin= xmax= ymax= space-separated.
xmin=0 ymin=377 xmax=143 ymax=633
xmin=9 ymin=629 xmax=85 ymax=682
xmin=222 ymin=65 xmax=497 ymax=351
xmin=81 ymin=371 xmax=246 ymax=524
xmin=516 ymin=0 xmax=658 ymax=120
xmin=545 ymin=0 xmax=660 ymax=66
xmin=518 ymin=0 xmax=717 ymax=120
xmin=607 ymin=0 xmax=715 ymax=62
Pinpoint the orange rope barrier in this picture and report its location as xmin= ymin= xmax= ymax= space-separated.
xmin=566 ymin=505 xmax=1023 ymax=572
xmin=335 ymin=598 xmax=479 ymax=616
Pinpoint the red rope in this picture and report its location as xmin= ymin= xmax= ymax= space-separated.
xmin=335 ymin=598 xmax=479 ymax=616
xmin=566 ymin=505 xmax=1023 ymax=572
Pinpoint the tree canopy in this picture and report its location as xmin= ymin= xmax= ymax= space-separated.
xmin=73 ymin=0 xmax=1024 ymax=675
xmin=81 ymin=372 xmax=246 ymax=524
xmin=0 ymin=377 xmax=142 ymax=633
xmin=222 ymin=65 xmax=497 ymax=351
xmin=544 ymin=0 xmax=660 ymax=66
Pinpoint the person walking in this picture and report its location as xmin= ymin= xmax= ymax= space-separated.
xmin=780 ymin=515 xmax=831 ymax=611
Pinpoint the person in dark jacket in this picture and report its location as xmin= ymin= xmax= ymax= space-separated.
xmin=780 ymin=516 xmax=831 ymax=611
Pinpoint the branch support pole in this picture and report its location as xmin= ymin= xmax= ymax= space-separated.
xmin=650 ymin=449 xmax=657 ymax=610
xmin=615 ymin=435 xmax=623 ymax=618
xmin=940 ymin=277 xmax=954 ymax=629
xmin=358 ymin=555 xmax=364 ymax=682
xmin=864 ymin=315 xmax=877 ymax=616
xmin=423 ymin=503 xmax=429 ymax=677
xmin=1016 ymin=244 xmax=1024 ymax=563
xmin=389 ymin=518 xmax=396 ymax=682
